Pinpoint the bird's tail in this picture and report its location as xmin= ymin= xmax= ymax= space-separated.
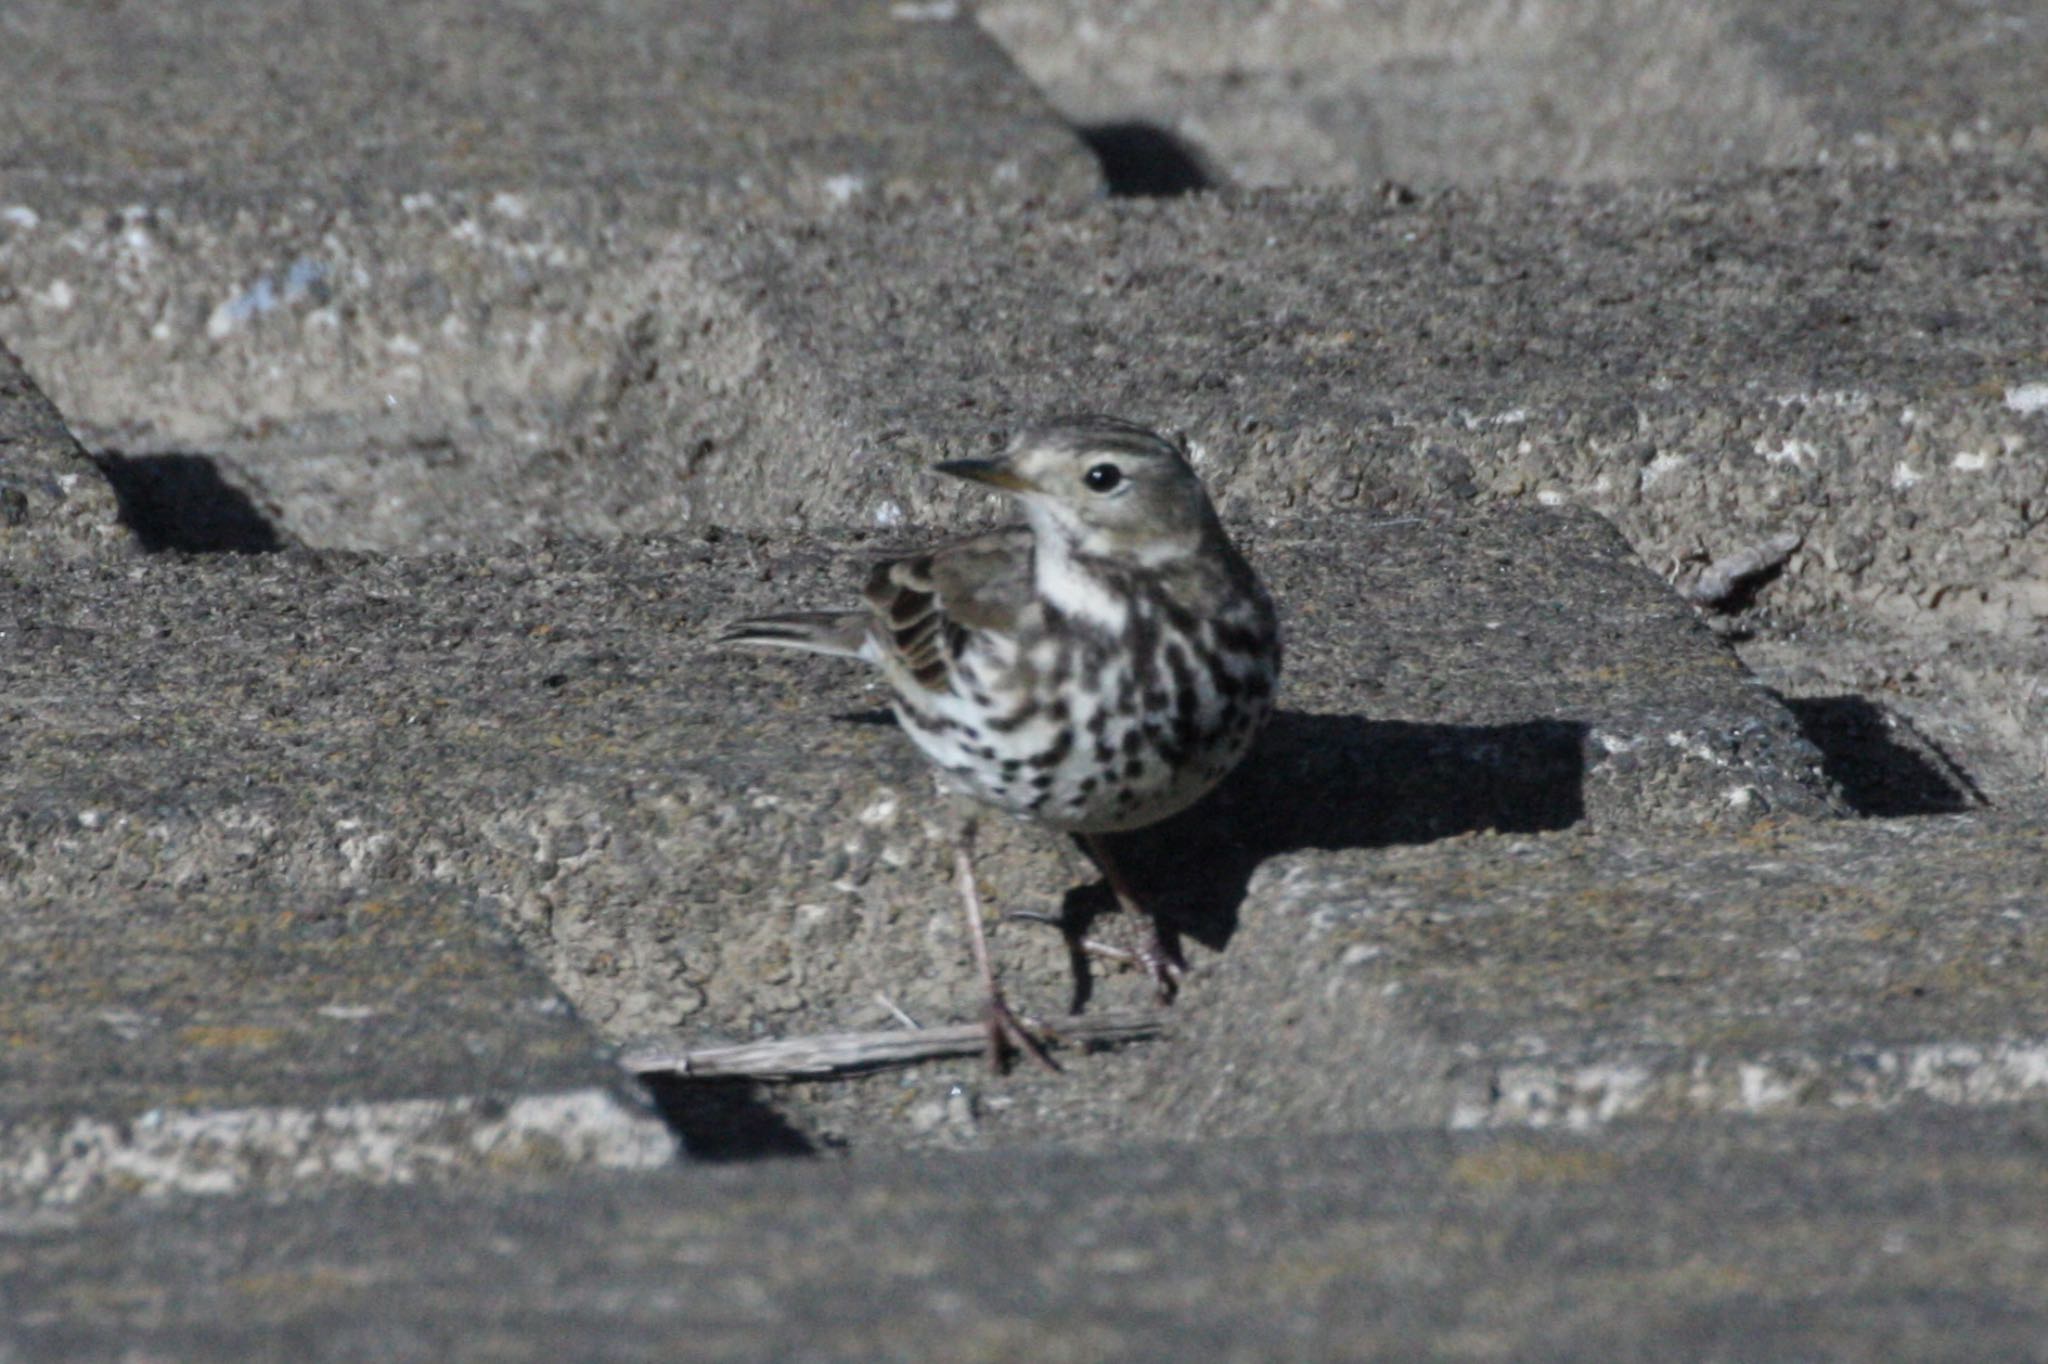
xmin=717 ymin=610 xmax=874 ymax=661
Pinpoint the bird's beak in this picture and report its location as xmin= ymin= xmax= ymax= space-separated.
xmin=934 ymin=458 xmax=1037 ymax=494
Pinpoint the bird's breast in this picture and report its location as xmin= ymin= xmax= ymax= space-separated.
xmin=891 ymin=593 xmax=1276 ymax=834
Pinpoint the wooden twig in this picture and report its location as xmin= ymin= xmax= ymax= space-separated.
xmin=621 ymin=1011 xmax=1165 ymax=1081
xmin=1685 ymin=530 xmax=1802 ymax=608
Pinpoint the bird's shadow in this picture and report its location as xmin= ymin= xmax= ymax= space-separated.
xmin=1057 ymin=712 xmax=1588 ymax=992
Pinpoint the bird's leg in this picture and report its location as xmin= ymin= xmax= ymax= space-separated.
xmin=1079 ymin=834 xmax=1187 ymax=1004
xmin=953 ymin=823 xmax=1057 ymax=1074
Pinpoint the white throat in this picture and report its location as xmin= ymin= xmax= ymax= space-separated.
xmin=1028 ymin=510 xmax=1128 ymax=630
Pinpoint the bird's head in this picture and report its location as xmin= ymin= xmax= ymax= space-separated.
xmin=936 ymin=416 xmax=1218 ymax=561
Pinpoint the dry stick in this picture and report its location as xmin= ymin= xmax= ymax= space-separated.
xmin=621 ymin=1011 xmax=1164 ymax=1081
xmin=1686 ymin=530 xmax=1803 ymax=607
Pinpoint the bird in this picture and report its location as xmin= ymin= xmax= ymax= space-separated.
xmin=718 ymin=416 xmax=1281 ymax=1070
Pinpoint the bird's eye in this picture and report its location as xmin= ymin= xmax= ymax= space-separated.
xmin=1084 ymin=463 xmax=1123 ymax=493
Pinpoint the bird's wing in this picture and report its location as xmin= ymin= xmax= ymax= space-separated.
xmin=863 ymin=526 xmax=1032 ymax=692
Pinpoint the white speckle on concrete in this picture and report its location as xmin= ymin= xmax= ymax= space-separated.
xmin=944 ymin=1084 xmax=978 ymax=1136
xmin=1770 ymin=388 xmax=1874 ymax=414
xmin=872 ymin=498 xmax=907 ymax=529
xmin=0 ymin=1087 xmax=673 ymax=1207
xmin=1639 ymin=452 xmax=1689 ymax=490
xmin=1951 ymin=450 xmax=1991 ymax=472
xmin=206 ymin=276 xmax=279 ymax=338
xmin=1591 ymin=730 xmax=1642 ymax=755
xmin=386 ymin=334 xmax=423 ymax=358
xmin=38 ymin=279 xmax=74 ymax=311
xmin=1757 ymin=438 xmax=1815 ymax=467
xmin=95 ymin=1010 xmax=156 ymax=1040
xmin=2004 ymin=382 xmax=2048 ymax=415
xmin=1 ymin=205 xmax=41 ymax=230
xmin=1665 ymin=731 xmax=1725 ymax=765
xmin=400 ymin=192 xmax=438 ymax=213
xmin=822 ymin=174 xmax=867 ymax=206
xmin=1890 ymin=461 xmax=1921 ymax=490
xmin=1737 ymin=1063 xmax=1796 ymax=1110
xmin=489 ymin=192 xmax=529 ymax=219
xmin=282 ymin=257 xmax=328 ymax=301
xmin=1535 ymin=489 xmax=1567 ymax=507
xmin=891 ymin=0 xmax=959 ymax=18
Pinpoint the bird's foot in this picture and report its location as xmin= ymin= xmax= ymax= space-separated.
xmin=985 ymin=987 xmax=1059 ymax=1075
xmin=1008 ymin=908 xmax=1185 ymax=1006
xmin=1125 ymin=923 xmax=1187 ymax=1005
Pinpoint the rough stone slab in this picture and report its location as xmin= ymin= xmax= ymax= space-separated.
xmin=9 ymin=1108 xmax=2048 ymax=1359
xmin=0 ymin=0 xmax=1091 ymax=203
xmin=980 ymin=0 xmax=1818 ymax=187
xmin=1728 ymin=0 xmax=2048 ymax=165
xmin=0 ymin=340 xmax=125 ymax=561
xmin=978 ymin=0 xmax=2048 ymax=187
xmin=1741 ymin=624 xmax=2048 ymax=810
xmin=604 ymin=166 xmax=2048 ymax=651
xmin=1134 ymin=814 xmax=2048 ymax=1138
xmin=0 ymin=884 xmax=674 ymax=1210
xmin=701 ymin=812 xmax=2048 ymax=1154
xmin=0 ymin=508 xmax=1836 ymax=1059
xmin=0 ymin=0 xmax=1098 ymax=549
xmin=11 ymin=158 xmax=2046 ymax=676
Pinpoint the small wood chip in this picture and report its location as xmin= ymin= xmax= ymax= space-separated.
xmin=621 ymin=1011 xmax=1165 ymax=1081
xmin=1686 ymin=530 xmax=1803 ymax=608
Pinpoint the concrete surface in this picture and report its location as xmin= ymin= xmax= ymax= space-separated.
xmin=11 ymin=1108 xmax=2048 ymax=1360
xmin=1 ymin=1 xmax=1087 ymax=204
xmin=979 ymin=0 xmax=2048 ymax=188
xmin=0 ymin=881 xmax=672 ymax=1211
xmin=670 ymin=813 xmax=2048 ymax=1156
xmin=0 ymin=506 xmax=1839 ymax=1055
xmin=0 ymin=0 xmax=1097 ymax=549
xmin=0 ymin=341 xmax=125 ymax=562
xmin=4 ymin=0 xmax=2048 ymax=1355
xmin=621 ymin=168 xmax=2048 ymax=657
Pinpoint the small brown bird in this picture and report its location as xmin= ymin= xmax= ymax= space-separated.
xmin=720 ymin=416 xmax=1280 ymax=1068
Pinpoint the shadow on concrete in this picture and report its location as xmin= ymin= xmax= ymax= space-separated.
xmin=1784 ymin=695 xmax=1984 ymax=816
xmin=641 ymin=1076 xmax=822 ymax=1161
xmin=93 ymin=450 xmax=284 ymax=553
xmin=1078 ymin=121 xmax=1215 ymax=197
xmin=1058 ymin=712 xmax=1588 ymax=993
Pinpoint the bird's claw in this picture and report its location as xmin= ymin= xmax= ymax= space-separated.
xmin=1133 ymin=931 xmax=1186 ymax=1006
xmin=1010 ymin=910 xmax=1188 ymax=1005
xmin=986 ymin=991 xmax=1060 ymax=1074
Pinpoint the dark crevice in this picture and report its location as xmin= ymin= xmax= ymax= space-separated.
xmin=640 ymin=1076 xmax=822 ymax=1161
xmin=92 ymin=450 xmax=285 ymax=553
xmin=1078 ymin=122 xmax=1215 ymax=197
xmin=1050 ymin=714 xmax=1588 ymax=1004
xmin=1785 ymin=694 xmax=1984 ymax=816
